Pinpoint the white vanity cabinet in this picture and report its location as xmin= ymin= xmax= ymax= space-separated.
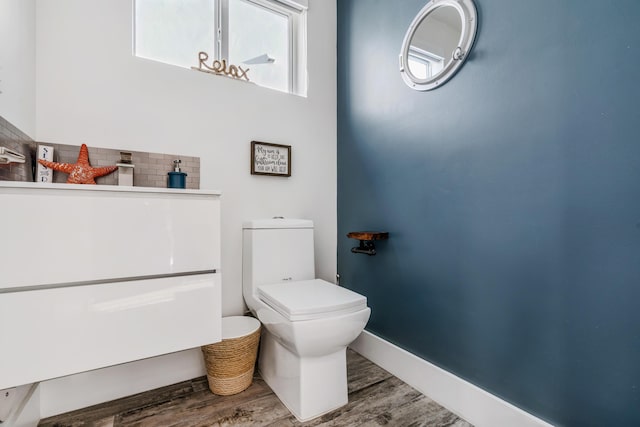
xmin=0 ymin=182 xmax=222 ymax=390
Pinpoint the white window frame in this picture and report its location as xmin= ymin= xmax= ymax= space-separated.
xmin=408 ymin=46 xmax=444 ymax=79
xmin=134 ymin=0 xmax=307 ymax=95
xmin=217 ymin=0 xmax=305 ymax=94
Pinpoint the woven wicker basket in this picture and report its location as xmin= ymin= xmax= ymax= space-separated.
xmin=201 ymin=320 xmax=261 ymax=396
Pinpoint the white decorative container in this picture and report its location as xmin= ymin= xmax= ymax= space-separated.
xmin=117 ymin=163 xmax=135 ymax=186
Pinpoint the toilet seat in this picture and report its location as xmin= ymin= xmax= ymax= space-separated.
xmin=258 ymin=279 xmax=367 ymax=321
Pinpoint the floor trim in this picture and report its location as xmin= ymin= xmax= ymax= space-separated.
xmin=350 ymin=331 xmax=554 ymax=427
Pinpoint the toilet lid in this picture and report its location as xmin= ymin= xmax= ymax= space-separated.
xmin=258 ymin=279 xmax=367 ymax=321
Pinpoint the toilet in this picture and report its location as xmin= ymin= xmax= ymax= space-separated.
xmin=242 ymin=218 xmax=371 ymax=421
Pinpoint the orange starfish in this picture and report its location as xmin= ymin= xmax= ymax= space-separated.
xmin=38 ymin=144 xmax=118 ymax=184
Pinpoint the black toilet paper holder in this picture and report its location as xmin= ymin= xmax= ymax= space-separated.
xmin=347 ymin=231 xmax=389 ymax=256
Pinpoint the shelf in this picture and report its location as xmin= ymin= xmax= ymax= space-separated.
xmin=346 ymin=231 xmax=389 ymax=241
xmin=346 ymin=231 xmax=389 ymax=256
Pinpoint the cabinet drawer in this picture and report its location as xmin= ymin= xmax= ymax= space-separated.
xmin=0 ymin=273 xmax=221 ymax=389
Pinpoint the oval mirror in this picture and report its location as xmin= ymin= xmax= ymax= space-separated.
xmin=399 ymin=0 xmax=477 ymax=91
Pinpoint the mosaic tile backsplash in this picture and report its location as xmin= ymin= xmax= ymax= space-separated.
xmin=0 ymin=116 xmax=36 ymax=182
xmin=43 ymin=143 xmax=200 ymax=189
xmin=0 ymin=116 xmax=200 ymax=189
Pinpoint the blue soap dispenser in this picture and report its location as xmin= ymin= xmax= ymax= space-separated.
xmin=168 ymin=159 xmax=187 ymax=189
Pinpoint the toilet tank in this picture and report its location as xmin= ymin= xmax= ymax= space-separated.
xmin=243 ymin=219 xmax=315 ymax=294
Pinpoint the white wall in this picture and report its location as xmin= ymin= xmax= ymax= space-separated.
xmin=0 ymin=0 xmax=36 ymax=137
xmin=32 ymin=0 xmax=337 ymax=415
xmin=35 ymin=0 xmax=337 ymax=316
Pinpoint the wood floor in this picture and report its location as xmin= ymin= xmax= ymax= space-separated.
xmin=39 ymin=350 xmax=472 ymax=427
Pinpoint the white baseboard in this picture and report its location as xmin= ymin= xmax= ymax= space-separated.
xmin=350 ymin=331 xmax=554 ymax=427
xmin=32 ymin=331 xmax=554 ymax=425
xmin=39 ymin=348 xmax=206 ymax=419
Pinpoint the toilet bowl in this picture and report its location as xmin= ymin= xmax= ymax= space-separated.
xmin=242 ymin=219 xmax=371 ymax=421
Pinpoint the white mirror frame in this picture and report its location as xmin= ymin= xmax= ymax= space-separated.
xmin=399 ymin=0 xmax=477 ymax=91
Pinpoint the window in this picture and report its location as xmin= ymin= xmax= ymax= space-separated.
xmin=407 ymin=46 xmax=444 ymax=80
xmin=227 ymin=1 xmax=289 ymax=92
xmin=134 ymin=0 xmax=307 ymax=95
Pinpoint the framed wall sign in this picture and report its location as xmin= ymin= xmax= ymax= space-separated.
xmin=251 ymin=141 xmax=291 ymax=177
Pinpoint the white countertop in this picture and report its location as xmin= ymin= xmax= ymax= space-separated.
xmin=0 ymin=180 xmax=221 ymax=196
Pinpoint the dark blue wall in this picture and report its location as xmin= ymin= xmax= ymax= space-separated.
xmin=337 ymin=1 xmax=640 ymax=426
